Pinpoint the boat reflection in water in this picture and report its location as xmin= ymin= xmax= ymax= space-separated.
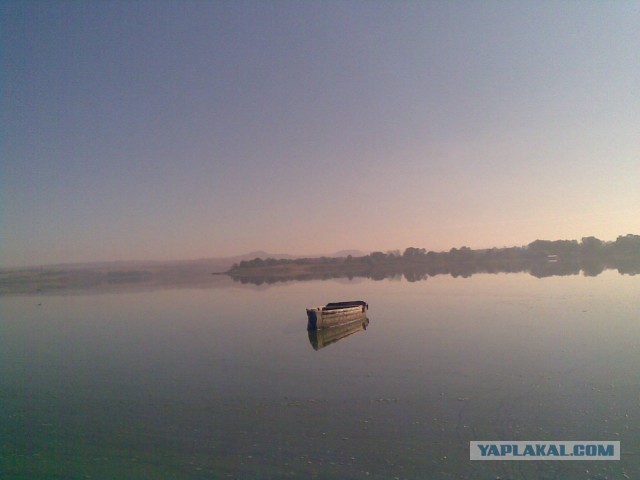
xmin=307 ymin=314 xmax=370 ymax=350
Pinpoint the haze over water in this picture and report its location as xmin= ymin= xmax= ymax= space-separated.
xmin=2 ymin=271 xmax=638 ymax=479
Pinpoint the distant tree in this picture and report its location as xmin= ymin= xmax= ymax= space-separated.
xmin=403 ymin=247 xmax=426 ymax=260
xmin=367 ymin=251 xmax=388 ymax=264
xmin=612 ymin=234 xmax=640 ymax=256
xmin=527 ymin=240 xmax=553 ymax=256
xmin=528 ymin=239 xmax=579 ymax=258
xmin=459 ymin=246 xmax=473 ymax=261
xmin=580 ymin=236 xmax=604 ymax=256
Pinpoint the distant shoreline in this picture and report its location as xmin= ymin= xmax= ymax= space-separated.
xmin=227 ymin=234 xmax=640 ymax=283
xmin=2 ymin=234 xmax=638 ymax=294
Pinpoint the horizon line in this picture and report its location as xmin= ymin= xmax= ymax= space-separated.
xmin=2 ymin=233 xmax=637 ymax=271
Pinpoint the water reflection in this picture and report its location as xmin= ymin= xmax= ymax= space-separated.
xmin=307 ymin=315 xmax=370 ymax=350
xmin=2 ymin=273 xmax=639 ymax=479
xmin=232 ymin=259 xmax=640 ymax=285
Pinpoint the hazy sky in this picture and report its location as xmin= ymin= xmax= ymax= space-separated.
xmin=2 ymin=1 xmax=639 ymax=267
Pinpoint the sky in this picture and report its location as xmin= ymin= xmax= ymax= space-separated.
xmin=2 ymin=1 xmax=639 ymax=267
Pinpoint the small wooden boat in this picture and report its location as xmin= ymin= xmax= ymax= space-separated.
xmin=306 ymin=300 xmax=368 ymax=331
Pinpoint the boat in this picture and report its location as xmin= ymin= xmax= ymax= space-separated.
xmin=306 ymin=300 xmax=368 ymax=331
xmin=308 ymin=316 xmax=369 ymax=350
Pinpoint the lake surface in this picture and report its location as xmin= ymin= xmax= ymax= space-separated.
xmin=1 ymin=272 xmax=639 ymax=479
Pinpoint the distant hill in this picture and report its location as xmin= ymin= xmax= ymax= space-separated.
xmin=331 ymin=250 xmax=368 ymax=258
xmin=241 ymin=250 xmax=367 ymax=259
xmin=241 ymin=251 xmax=297 ymax=260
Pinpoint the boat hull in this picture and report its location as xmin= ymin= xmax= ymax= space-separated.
xmin=306 ymin=303 xmax=368 ymax=331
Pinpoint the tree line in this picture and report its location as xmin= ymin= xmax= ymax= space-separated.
xmin=230 ymin=234 xmax=639 ymax=277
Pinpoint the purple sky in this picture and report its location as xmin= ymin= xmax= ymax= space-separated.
xmin=2 ymin=1 xmax=639 ymax=266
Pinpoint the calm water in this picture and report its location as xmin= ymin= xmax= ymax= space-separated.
xmin=1 ymin=272 xmax=639 ymax=479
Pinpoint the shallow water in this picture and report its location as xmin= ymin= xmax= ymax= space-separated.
xmin=1 ymin=272 xmax=639 ymax=479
